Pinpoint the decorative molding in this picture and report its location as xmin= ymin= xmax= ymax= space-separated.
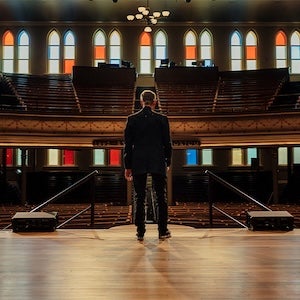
xmin=2 ymin=112 xmax=300 ymax=148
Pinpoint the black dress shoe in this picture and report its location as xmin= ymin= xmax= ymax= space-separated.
xmin=136 ymin=228 xmax=145 ymax=241
xmin=136 ymin=232 xmax=144 ymax=241
xmin=159 ymin=230 xmax=171 ymax=240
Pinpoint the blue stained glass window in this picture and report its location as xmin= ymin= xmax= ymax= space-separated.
xmin=186 ymin=149 xmax=198 ymax=165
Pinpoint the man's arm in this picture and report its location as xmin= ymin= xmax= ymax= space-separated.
xmin=123 ymin=117 xmax=133 ymax=181
xmin=162 ymin=115 xmax=172 ymax=167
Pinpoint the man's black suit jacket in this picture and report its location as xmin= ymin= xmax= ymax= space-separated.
xmin=124 ymin=106 xmax=172 ymax=176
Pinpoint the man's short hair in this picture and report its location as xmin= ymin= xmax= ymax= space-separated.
xmin=140 ymin=90 xmax=157 ymax=105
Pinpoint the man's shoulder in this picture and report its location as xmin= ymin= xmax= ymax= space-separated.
xmin=128 ymin=110 xmax=142 ymax=119
xmin=152 ymin=110 xmax=168 ymax=119
xmin=127 ymin=108 xmax=168 ymax=120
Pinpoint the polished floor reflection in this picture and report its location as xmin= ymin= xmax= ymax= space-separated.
xmin=1 ymin=225 xmax=300 ymax=300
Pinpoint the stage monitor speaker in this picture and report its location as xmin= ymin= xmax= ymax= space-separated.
xmin=246 ymin=210 xmax=294 ymax=231
xmin=12 ymin=212 xmax=58 ymax=232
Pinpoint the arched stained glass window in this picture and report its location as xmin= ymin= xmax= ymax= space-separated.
xmin=94 ymin=30 xmax=106 ymax=67
xmin=3 ymin=30 xmax=14 ymax=73
xmin=48 ymin=30 xmax=60 ymax=73
xmin=109 ymin=30 xmax=121 ymax=66
xmin=200 ymin=30 xmax=212 ymax=61
xmin=154 ymin=30 xmax=167 ymax=68
xmin=291 ymin=31 xmax=300 ymax=74
xmin=275 ymin=31 xmax=287 ymax=68
xmin=230 ymin=30 xmax=242 ymax=71
xmin=140 ymin=32 xmax=152 ymax=74
xmin=246 ymin=30 xmax=257 ymax=70
xmin=64 ymin=30 xmax=75 ymax=74
xmin=185 ymin=30 xmax=197 ymax=66
xmin=18 ymin=30 xmax=30 ymax=74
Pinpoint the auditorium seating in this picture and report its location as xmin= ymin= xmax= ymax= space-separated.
xmin=1 ymin=202 xmax=299 ymax=229
xmin=154 ymin=67 xmax=291 ymax=114
xmin=0 ymin=73 xmax=25 ymax=110
xmin=1 ymin=67 xmax=298 ymax=116
xmin=155 ymin=66 xmax=219 ymax=115
xmin=72 ymin=66 xmax=136 ymax=115
xmin=74 ymin=85 xmax=135 ymax=115
xmin=3 ymin=73 xmax=79 ymax=113
xmin=215 ymin=68 xmax=289 ymax=112
xmin=269 ymin=81 xmax=300 ymax=111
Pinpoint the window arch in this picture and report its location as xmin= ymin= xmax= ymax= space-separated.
xmin=275 ymin=31 xmax=287 ymax=68
xmin=18 ymin=30 xmax=30 ymax=74
xmin=291 ymin=30 xmax=300 ymax=74
xmin=109 ymin=30 xmax=121 ymax=65
xmin=2 ymin=30 xmax=14 ymax=73
xmin=94 ymin=30 xmax=106 ymax=67
xmin=154 ymin=30 xmax=167 ymax=68
xmin=48 ymin=30 xmax=60 ymax=74
xmin=63 ymin=30 xmax=75 ymax=74
xmin=245 ymin=30 xmax=257 ymax=70
xmin=230 ymin=30 xmax=242 ymax=71
xmin=139 ymin=32 xmax=152 ymax=74
xmin=200 ymin=30 xmax=212 ymax=62
xmin=184 ymin=30 xmax=197 ymax=66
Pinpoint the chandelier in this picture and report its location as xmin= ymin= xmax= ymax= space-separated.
xmin=126 ymin=0 xmax=170 ymax=32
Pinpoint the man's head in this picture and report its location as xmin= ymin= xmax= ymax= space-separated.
xmin=140 ymin=90 xmax=157 ymax=107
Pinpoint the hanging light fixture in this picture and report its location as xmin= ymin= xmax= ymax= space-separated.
xmin=126 ymin=0 xmax=170 ymax=32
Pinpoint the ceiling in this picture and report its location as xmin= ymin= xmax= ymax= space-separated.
xmin=0 ymin=0 xmax=299 ymax=24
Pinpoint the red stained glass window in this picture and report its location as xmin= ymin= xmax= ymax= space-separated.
xmin=109 ymin=149 xmax=121 ymax=166
xmin=6 ymin=148 xmax=13 ymax=166
xmin=141 ymin=32 xmax=151 ymax=46
xmin=64 ymin=59 xmax=74 ymax=74
xmin=276 ymin=31 xmax=286 ymax=46
xmin=95 ymin=46 xmax=106 ymax=59
xmin=63 ymin=150 xmax=75 ymax=166
xmin=246 ymin=46 xmax=256 ymax=59
xmin=186 ymin=46 xmax=196 ymax=59
xmin=4 ymin=31 xmax=14 ymax=45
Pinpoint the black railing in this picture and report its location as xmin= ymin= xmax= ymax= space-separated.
xmin=2 ymin=169 xmax=99 ymax=230
xmin=205 ymin=170 xmax=271 ymax=228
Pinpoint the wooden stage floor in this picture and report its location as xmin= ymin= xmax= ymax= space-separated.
xmin=1 ymin=225 xmax=300 ymax=300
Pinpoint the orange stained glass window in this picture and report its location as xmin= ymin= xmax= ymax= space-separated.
xmin=95 ymin=46 xmax=106 ymax=59
xmin=64 ymin=59 xmax=74 ymax=74
xmin=186 ymin=46 xmax=196 ymax=59
xmin=6 ymin=148 xmax=13 ymax=166
xmin=109 ymin=149 xmax=121 ymax=166
xmin=246 ymin=46 xmax=257 ymax=59
xmin=63 ymin=150 xmax=75 ymax=165
xmin=276 ymin=31 xmax=286 ymax=46
xmin=4 ymin=31 xmax=14 ymax=45
xmin=141 ymin=32 xmax=151 ymax=46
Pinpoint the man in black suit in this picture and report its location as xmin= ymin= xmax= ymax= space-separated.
xmin=124 ymin=90 xmax=172 ymax=241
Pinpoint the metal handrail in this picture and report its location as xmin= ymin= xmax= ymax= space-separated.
xmin=57 ymin=205 xmax=91 ymax=229
xmin=30 ymin=170 xmax=99 ymax=212
xmin=2 ymin=169 xmax=99 ymax=230
xmin=205 ymin=170 xmax=272 ymax=228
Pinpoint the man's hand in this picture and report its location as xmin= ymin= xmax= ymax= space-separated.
xmin=125 ymin=169 xmax=133 ymax=181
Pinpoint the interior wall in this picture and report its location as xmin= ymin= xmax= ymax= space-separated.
xmin=1 ymin=23 xmax=299 ymax=75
